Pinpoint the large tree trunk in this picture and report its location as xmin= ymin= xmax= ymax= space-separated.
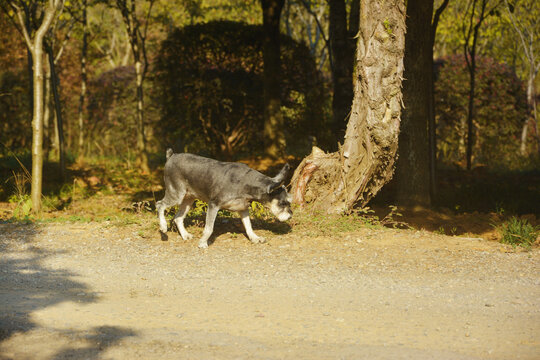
xmin=329 ymin=0 xmax=354 ymax=141
xmin=261 ymin=0 xmax=286 ymax=159
xmin=291 ymin=0 xmax=406 ymax=214
xmin=394 ymin=0 xmax=433 ymax=207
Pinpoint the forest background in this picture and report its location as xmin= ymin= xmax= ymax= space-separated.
xmin=0 ymin=0 xmax=538 ymax=234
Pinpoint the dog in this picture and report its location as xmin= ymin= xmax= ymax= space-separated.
xmin=156 ymin=149 xmax=292 ymax=248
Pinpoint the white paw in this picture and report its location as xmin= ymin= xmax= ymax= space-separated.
xmin=198 ymin=242 xmax=208 ymax=249
xmin=182 ymin=233 xmax=194 ymax=241
xmin=250 ymin=236 xmax=266 ymax=244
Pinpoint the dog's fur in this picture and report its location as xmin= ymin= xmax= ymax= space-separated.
xmin=157 ymin=150 xmax=292 ymax=248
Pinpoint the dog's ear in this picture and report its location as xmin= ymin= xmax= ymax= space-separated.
xmin=266 ymin=164 xmax=290 ymax=194
xmin=272 ymin=163 xmax=290 ymax=185
xmin=266 ymin=182 xmax=280 ymax=194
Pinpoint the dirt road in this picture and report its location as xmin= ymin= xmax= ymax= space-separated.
xmin=1 ymin=221 xmax=539 ymax=359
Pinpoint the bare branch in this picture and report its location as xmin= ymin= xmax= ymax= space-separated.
xmin=12 ymin=3 xmax=34 ymax=51
xmin=504 ymin=0 xmax=533 ymax=63
xmin=298 ymin=0 xmax=332 ymax=71
xmin=431 ymin=0 xmax=450 ymax=44
xmin=54 ymin=18 xmax=76 ymax=63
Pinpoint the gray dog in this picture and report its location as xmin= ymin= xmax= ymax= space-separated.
xmin=157 ymin=149 xmax=293 ymax=248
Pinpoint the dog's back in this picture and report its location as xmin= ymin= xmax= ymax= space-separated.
xmin=164 ymin=152 xmax=270 ymax=204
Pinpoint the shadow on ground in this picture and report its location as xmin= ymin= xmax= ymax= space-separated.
xmin=51 ymin=326 xmax=136 ymax=360
xmin=0 ymin=223 xmax=136 ymax=359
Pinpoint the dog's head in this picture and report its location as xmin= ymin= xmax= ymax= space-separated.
xmin=266 ymin=164 xmax=292 ymax=222
xmin=269 ymin=186 xmax=293 ymax=221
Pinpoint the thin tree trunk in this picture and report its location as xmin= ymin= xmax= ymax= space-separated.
xmin=464 ymin=0 xmax=490 ymax=170
xmin=43 ymin=55 xmax=52 ymax=160
xmin=134 ymin=57 xmax=150 ymax=173
xmin=24 ymin=13 xmax=34 ymax=116
xmin=78 ymin=0 xmax=88 ymax=156
xmin=31 ymin=43 xmax=45 ymax=212
xmin=395 ymin=0 xmax=433 ymax=207
xmin=26 ymin=48 xmax=34 ymax=118
xmin=466 ymin=57 xmax=476 ymax=170
xmin=520 ymin=119 xmax=528 ymax=155
xmin=47 ymin=45 xmax=66 ymax=179
xmin=291 ymin=0 xmax=406 ymax=213
xmin=261 ymin=0 xmax=286 ymax=159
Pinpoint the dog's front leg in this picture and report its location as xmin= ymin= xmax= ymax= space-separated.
xmin=240 ymin=209 xmax=266 ymax=244
xmin=198 ymin=203 xmax=219 ymax=248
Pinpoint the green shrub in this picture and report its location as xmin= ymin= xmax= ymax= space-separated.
xmin=155 ymin=20 xmax=328 ymax=158
xmin=497 ymin=216 xmax=538 ymax=249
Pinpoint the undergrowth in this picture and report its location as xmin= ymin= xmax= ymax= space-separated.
xmin=496 ymin=216 xmax=539 ymax=249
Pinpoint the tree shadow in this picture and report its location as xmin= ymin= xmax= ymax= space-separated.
xmin=51 ymin=326 xmax=136 ymax=360
xmin=0 ymin=223 xmax=136 ymax=358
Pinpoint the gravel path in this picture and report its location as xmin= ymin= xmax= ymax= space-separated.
xmin=1 ymin=222 xmax=539 ymax=359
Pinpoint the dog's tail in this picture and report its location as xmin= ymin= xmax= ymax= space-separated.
xmin=166 ymin=148 xmax=174 ymax=160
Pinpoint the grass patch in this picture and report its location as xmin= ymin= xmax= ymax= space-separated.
xmin=496 ymin=216 xmax=539 ymax=249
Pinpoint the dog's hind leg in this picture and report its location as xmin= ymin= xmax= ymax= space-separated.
xmin=174 ymin=197 xmax=194 ymax=241
xmin=156 ymin=193 xmax=176 ymax=241
xmin=198 ymin=203 xmax=219 ymax=249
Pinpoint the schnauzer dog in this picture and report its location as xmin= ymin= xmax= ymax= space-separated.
xmin=157 ymin=149 xmax=292 ymax=248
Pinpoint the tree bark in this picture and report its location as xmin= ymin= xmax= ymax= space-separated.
xmin=291 ymin=0 xmax=406 ymax=213
xmin=394 ymin=0 xmax=433 ymax=207
xmin=261 ymin=0 xmax=286 ymax=159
